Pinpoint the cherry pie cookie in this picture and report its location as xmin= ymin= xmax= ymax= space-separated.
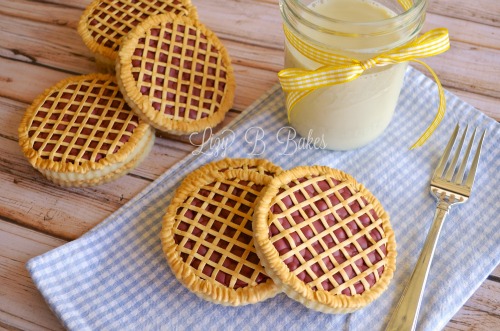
xmin=117 ymin=13 xmax=235 ymax=135
xmin=161 ymin=159 xmax=281 ymax=305
xmin=253 ymin=165 xmax=396 ymax=313
xmin=18 ymin=74 xmax=154 ymax=187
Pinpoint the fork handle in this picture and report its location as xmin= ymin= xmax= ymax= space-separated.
xmin=385 ymin=201 xmax=450 ymax=331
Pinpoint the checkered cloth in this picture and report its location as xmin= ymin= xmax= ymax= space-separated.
xmin=28 ymin=67 xmax=500 ymax=331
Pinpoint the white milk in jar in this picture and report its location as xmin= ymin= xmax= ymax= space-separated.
xmin=280 ymin=0 xmax=427 ymax=150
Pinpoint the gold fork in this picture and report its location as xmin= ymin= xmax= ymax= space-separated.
xmin=386 ymin=124 xmax=486 ymax=331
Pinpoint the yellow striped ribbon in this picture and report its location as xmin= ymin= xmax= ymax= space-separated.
xmin=399 ymin=0 xmax=414 ymax=10
xmin=278 ymin=3 xmax=450 ymax=149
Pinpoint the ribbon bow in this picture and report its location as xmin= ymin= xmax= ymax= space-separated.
xmin=278 ymin=27 xmax=450 ymax=149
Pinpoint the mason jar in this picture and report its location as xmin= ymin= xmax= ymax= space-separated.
xmin=280 ymin=0 xmax=427 ymax=150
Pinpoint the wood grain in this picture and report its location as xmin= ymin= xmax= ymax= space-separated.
xmin=0 ymin=0 xmax=498 ymax=330
xmin=428 ymin=0 xmax=500 ymax=27
xmin=0 ymin=220 xmax=65 ymax=331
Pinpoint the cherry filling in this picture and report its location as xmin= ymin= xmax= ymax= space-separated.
xmin=173 ymin=179 xmax=269 ymax=289
xmin=29 ymin=80 xmax=139 ymax=163
xmin=269 ymin=176 xmax=387 ymax=296
xmin=131 ymin=22 xmax=227 ymax=119
xmin=88 ymin=0 xmax=187 ymax=50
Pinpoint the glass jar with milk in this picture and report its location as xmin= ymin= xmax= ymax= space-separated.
xmin=280 ymin=0 xmax=427 ymax=150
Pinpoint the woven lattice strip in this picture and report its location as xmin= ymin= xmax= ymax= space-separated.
xmin=268 ymin=174 xmax=388 ymax=295
xmin=87 ymin=0 xmax=191 ymax=51
xmin=28 ymin=78 xmax=138 ymax=165
xmin=129 ymin=19 xmax=227 ymax=120
xmin=173 ymin=178 xmax=267 ymax=288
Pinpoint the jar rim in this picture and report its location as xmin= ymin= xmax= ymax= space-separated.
xmin=282 ymin=0 xmax=427 ymax=28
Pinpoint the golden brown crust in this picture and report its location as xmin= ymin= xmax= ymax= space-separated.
xmin=184 ymin=158 xmax=283 ymax=180
xmin=253 ymin=165 xmax=396 ymax=313
xmin=117 ymin=13 xmax=235 ymax=135
xmin=161 ymin=163 xmax=281 ymax=306
xmin=18 ymin=73 xmax=153 ymax=178
xmin=78 ymin=0 xmax=198 ymax=63
xmin=39 ymin=127 xmax=154 ymax=187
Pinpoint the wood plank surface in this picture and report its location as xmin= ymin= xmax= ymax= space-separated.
xmin=0 ymin=220 xmax=66 ymax=331
xmin=0 ymin=0 xmax=498 ymax=330
xmin=428 ymin=0 xmax=500 ymax=27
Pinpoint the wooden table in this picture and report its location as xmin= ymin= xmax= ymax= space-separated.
xmin=1 ymin=0 xmax=498 ymax=330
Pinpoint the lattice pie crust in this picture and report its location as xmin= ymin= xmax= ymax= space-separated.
xmin=18 ymin=73 xmax=154 ymax=187
xmin=161 ymin=160 xmax=281 ymax=305
xmin=117 ymin=13 xmax=235 ymax=135
xmin=253 ymin=166 xmax=396 ymax=313
xmin=78 ymin=0 xmax=197 ymax=70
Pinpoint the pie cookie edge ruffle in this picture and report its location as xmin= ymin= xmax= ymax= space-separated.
xmin=39 ymin=127 xmax=154 ymax=187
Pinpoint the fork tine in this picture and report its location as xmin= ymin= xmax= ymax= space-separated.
xmin=455 ymin=128 xmax=476 ymax=184
xmin=465 ymin=129 xmax=486 ymax=188
xmin=445 ymin=125 xmax=468 ymax=181
xmin=433 ymin=124 xmax=460 ymax=178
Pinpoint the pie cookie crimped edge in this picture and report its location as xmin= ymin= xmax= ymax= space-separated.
xmin=252 ymin=165 xmax=397 ymax=313
xmin=185 ymin=158 xmax=283 ymax=180
xmin=78 ymin=0 xmax=198 ymax=66
xmin=18 ymin=73 xmax=154 ymax=179
xmin=161 ymin=168 xmax=281 ymax=306
xmin=40 ymin=127 xmax=154 ymax=187
xmin=116 ymin=13 xmax=235 ymax=135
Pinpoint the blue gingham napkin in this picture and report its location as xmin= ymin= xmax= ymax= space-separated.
xmin=27 ymin=67 xmax=499 ymax=331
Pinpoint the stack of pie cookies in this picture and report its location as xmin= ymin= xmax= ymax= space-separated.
xmin=18 ymin=0 xmax=235 ymax=187
xmin=18 ymin=0 xmax=398 ymax=314
xmin=161 ymin=158 xmax=397 ymax=313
